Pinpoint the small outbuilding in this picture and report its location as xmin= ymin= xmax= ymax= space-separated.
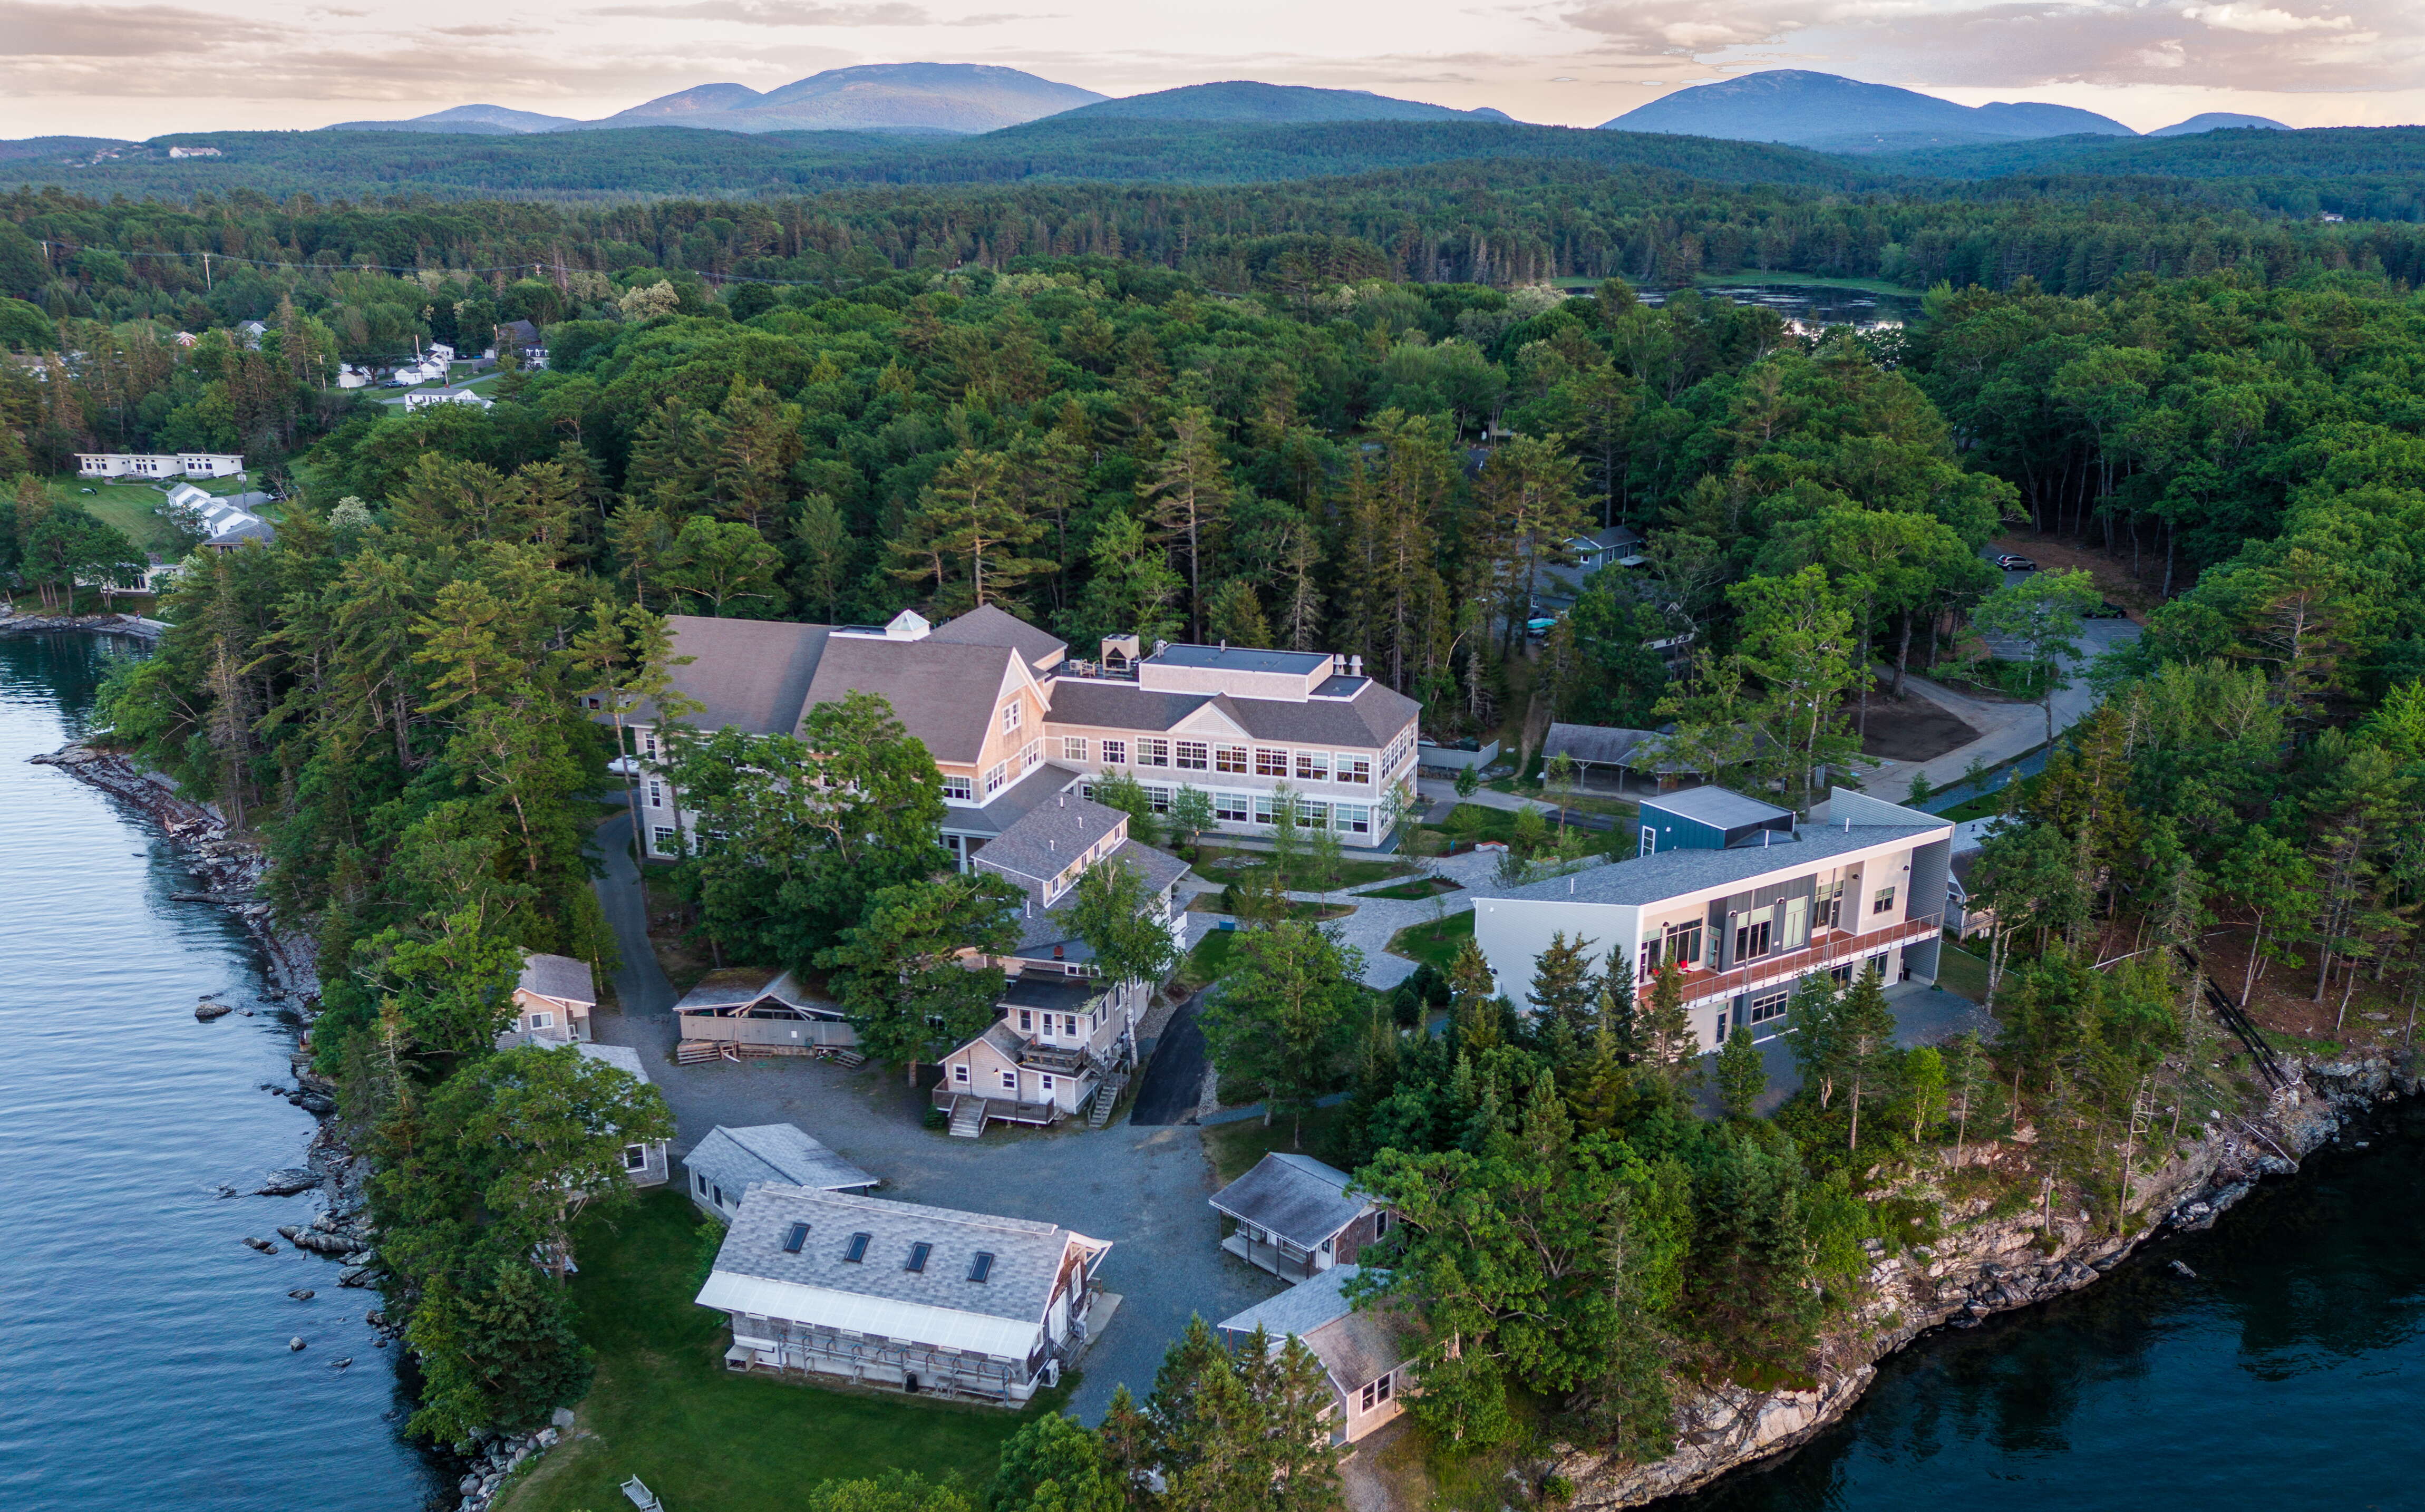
xmin=672 ymin=968 xmax=857 ymax=1062
xmin=508 ymin=951 xmax=597 ymax=1044
xmin=1208 ymin=1152 xmax=1388 ymax=1283
xmin=1217 ymin=1265 xmax=1421 ymax=1445
xmin=1636 ymin=786 xmax=1796 ymax=855
xmin=683 ymin=1123 xmax=878 ymax=1220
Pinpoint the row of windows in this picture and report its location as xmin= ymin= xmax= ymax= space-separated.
xmin=953 ymin=1062 xmax=1064 ymax=1096
xmin=1073 ymin=736 xmax=1374 ymax=786
xmin=1088 ymin=783 xmax=1372 ymax=833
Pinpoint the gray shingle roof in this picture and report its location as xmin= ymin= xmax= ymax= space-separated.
xmin=683 ymin=1124 xmax=878 ymax=1195
xmin=576 ymin=1041 xmax=650 ymax=1083
xmin=1040 ymin=681 xmax=1212 ymax=735
xmin=652 ymin=616 xmax=832 ymax=735
xmin=975 ymin=794 xmax=1128 ymax=885
xmin=1104 ymin=839 xmax=1190 ymax=899
xmin=673 ymin=967 xmax=787 ymax=1013
xmin=928 ymin=604 xmax=1069 ymax=672
xmin=803 ymin=636 xmax=1015 ymax=764
xmin=711 ymin=1185 xmax=1094 ymax=1326
xmin=963 ymin=761 xmax=1086 ymax=839
xmin=1210 ymin=1152 xmax=1373 ymax=1249
xmin=518 ymin=951 xmax=596 ymax=1006
xmin=1217 ymin=1266 xmax=1415 ymax=1390
xmin=1543 ymin=723 xmax=1662 ymax=768
xmin=1479 ymin=822 xmax=1945 ymax=908
xmin=1641 ymin=786 xmax=1794 ymax=831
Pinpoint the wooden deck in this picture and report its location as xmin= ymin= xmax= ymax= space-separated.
xmin=934 ymin=1089 xmax=1064 ymax=1137
xmin=1644 ymin=913 xmax=1943 ymax=1010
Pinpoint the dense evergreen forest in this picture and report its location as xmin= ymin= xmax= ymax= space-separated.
xmin=9 ymin=159 xmax=2425 ymax=1496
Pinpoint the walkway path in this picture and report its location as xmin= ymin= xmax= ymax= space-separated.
xmin=583 ymin=813 xmax=1287 ymax=1422
xmin=1861 ymin=618 xmax=2140 ymax=803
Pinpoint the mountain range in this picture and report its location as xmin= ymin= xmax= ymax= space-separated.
xmin=324 ymin=67 xmax=2308 ymax=148
xmin=1600 ymin=71 xmax=2288 ymax=153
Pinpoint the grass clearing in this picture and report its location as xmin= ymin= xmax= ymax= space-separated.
xmin=43 ymin=474 xmax=184 ymax=555
xmin=1201 ymin=1102 xmax=1355 ymax=1183
xmin=1935 ymin=941 xmax=1991 ymax=1003
xmin=1186 ymin=896 xmax=1355 ymax=922
xmin=1360 ymin=877 xmax=1463 ymax=901
xmin=496 ymin=1188 xmax=1062 ymax=1512
xmin=1386 ymin=909 xmax=1474 ymax=971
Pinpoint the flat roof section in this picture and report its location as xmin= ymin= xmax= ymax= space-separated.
xmin=1642 ymin=786 xmax=1794 ymax=831
xmin=1151 ymin=644 xmax=1335 ymax=675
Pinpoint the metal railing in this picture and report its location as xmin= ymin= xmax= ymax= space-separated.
xmin=1643 ymin=913 xmax=1944 ymax=1010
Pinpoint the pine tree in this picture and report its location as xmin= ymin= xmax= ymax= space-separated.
xmin=1137 ymin=406 xmax=1233 ymax=641
xmin=1529 ymin=931 xmax=1598 ymax=1048
xmin=1835 ymin=965 xmax=1900 ymax=1151
xmin=888 ymin=448 xmax=1055 ymax=615
xmin=1715 ymin=1023 xmax=1767 ymax=1119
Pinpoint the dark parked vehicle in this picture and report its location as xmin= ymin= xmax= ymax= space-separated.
xmin=2084 ymin=601 xmax=2131 ymax=619
xmin=1995 ymin=554 xmax=2038 ymax=571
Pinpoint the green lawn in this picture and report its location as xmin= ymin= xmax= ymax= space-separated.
xmin=496 ymin=1189 xmax=1062 ymax=1512
xmin=1360 ymin=877 xmax=1463 ymax=901
xmin=1936 ymin=941 xmax=1991 ymax=1003
xmin=1386 ymin=909 xmax=1474 ymax=971
xmin=1935 ymin=775 xmax=2035 ymax=824
xmin=1420 ymin=803 xmax=1625 ymax=859
xmin=48 ymin=475 xmax=182 ymax=554
xmin=1174 ymin=927 xmax=1241 ymax=993
xmin=1186 ymin=896 xmax=1354 ymax=922
xmin=1201 ymin=1103 xmax=1355 ymax=1184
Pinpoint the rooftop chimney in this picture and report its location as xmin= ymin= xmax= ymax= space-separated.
xmin=1350 ymin=655 xmax=1364 ymax=677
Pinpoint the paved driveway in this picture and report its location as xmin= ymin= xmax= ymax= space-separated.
xmin=585 ymin=814 xmax=1288 ymax=1421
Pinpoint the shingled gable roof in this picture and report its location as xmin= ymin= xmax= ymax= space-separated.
xmin=1210 ymin=1152 xmax=1375 ymax=1250
xmin=801 ymin=635 xmax=1024 ymax=765
xmin=649 ymin=616 xmax=832 ymax=735
xmin=1479 ymin=822 xmax=1946 ymax=909
xmin=703 ymin=1185 xmax=1105 ymax=1334
xmin=974 ymin=794 xmax=1128 ymax=885
xmin=1044 ymin=678 xmax=1418 ymax=748
xmin=517 ymin=951 xmax=596 ymax=1006
xmin=928 ymin=604 xmax=1069 ymax=673
xmin=682 ymin=1123 xmax=877 ymax=1196
xmin=1217 ymin=1265 xmax=1414 ymax=1390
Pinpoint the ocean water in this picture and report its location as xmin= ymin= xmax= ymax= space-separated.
xmin=0 ymin=633 xmax=443 ymax=1511
xmin=1667 ymin=1107 xmax=2422 ymax=1510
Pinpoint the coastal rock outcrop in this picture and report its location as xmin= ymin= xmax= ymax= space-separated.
xmin=1557 ymin=1050 xmax=2420 ymax=1507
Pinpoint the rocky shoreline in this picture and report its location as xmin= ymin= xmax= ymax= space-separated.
xmin=28 ymin=725 xmax=567 ymax=1512
xmin=1556 ymin=1052 xmax=2424 ymax=1507
xmin=0 ymin=609 xmax=167 ymax=643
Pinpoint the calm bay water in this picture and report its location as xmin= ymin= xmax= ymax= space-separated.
xmin=0 ymin=633 xmax=441 ymax=1512
xmin=1 ymin=631 xmax=2413 ymax=1512
xmin=1670 ymin=1103 xmax=2423 ymax=1511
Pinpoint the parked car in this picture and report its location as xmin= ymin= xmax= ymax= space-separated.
xmin=2085 ymin=601 xmax=2131 ymax=619
xmin=1995 ymin=555 xmax=2038 ymax=571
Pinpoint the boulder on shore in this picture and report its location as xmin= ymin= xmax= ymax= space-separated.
xmin=256 ymin=1169 xmax=318 ymax=1196
xmin=195 ymin=1001 xmax=233 ymax=1021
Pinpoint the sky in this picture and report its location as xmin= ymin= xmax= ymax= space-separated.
xmin=3 ymin=0 xmax=2422 ymax=140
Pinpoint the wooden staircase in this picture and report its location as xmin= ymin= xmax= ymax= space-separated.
xmin=675 ymin=1041 xmax=733 ymax=1066
xmin=947 ymin=1096 xmax=987 ymax=1139
xmin=1088 ymin=1074 xmax=1129 ymax=1130
xmin=828 ymin=1048 xmax=867 ymax=1069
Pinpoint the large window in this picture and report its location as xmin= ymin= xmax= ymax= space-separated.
xmin=647 ymin=780 xmax=664 ymax=808
xmin=1143 ymin=784 xmax=1173 ymax=815
xmin=1873 ymin=885 xmax=1897 ymax=916
xmin=1815 ymin=878 xmax=1844 ymax=929
xmin=1733 ymin=910 xmax=1772 ymax=962
xmin=1297 ymin=800 xmax=1328 ymax=829
xmin=1101 ymin=739 xmax=1127 ymax=766
xmin=1336 ymin=755 xmax=1371 ymax=786
xmin=1138 ymin=738 xmax=1170 ymax=768
xmin=1255 ymin=747 xmax=1288 ymax=777
xmin=1335 ymin=803 xmax=1371 ymax=835
xmin=1215 ymin=792 xmax=1252 ymax=823
xmin=942 ymin=774 xmax=973 ymax=801
xmin=1642 ymin=918 xmax=1702 ymax=978
xmin=1782 ymin=895 xmax=1810 ymax=949
xmin=1295 ymin=750 xmax=1329 ymax=782
xmin=651 ymin=825 xmax=678 ymax=854
xmin=1062 ymin=736 xmax=1089 ymax=762
xmin=1175 ymin=741 xmax=1209 ymax=771
xmin=1748 ymin=988 xmax=1790 ymax=1025
xmin=1001 ymin=702 xmax=1023 ymax=733
xmin=984 ymin=761 xmax=1010 ymax=794
xmin=1216 ymin=744 xmax=1248 ymax=774
xmin=1021 ymin=740 xmax=1042 ymax=772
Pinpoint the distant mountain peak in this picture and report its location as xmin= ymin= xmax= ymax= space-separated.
xmin=2150 ymin=112 xmax=2291 ymax=136
xmin=1599 ymin=70 xmax=2133 ymax=152
xmin=1061 ymin=81 xmax=1510 ymax=125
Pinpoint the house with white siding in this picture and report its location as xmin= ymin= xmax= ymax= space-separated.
xmin=682 ymin=1123 xmax=878 ymax=1219
xmin=1472 ymin=788 xmax=1954 ymax=1051
xmin=1217 ymin=1266 xmax=1421 ymax=1445
xmin=697 ymin=1185 xmax=1111 ymax=1404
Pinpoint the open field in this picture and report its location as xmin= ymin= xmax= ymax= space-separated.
xmin=1386 ymin=909 xmax=1475 ymax=971
xmin=495 ymin=1188 xmax=1063 ymax=1512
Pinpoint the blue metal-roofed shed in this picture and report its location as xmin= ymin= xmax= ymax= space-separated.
xmin=1637 ymin=787 xmax=1796 ymax=854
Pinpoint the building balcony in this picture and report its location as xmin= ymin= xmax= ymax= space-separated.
xmin=1642 ymin=913 xmax=1943 ymax=1011
xmin=1016 ymin=1041 xmax=1097 ymax=1077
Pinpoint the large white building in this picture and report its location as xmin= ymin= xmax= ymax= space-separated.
xmin=76 ymin=451 xmax=244 ymax=480
xmin=1472 ymin=787 xmax=1955 ymax=1052
xmin=614 ymin=605 xmax=1421 ymax=865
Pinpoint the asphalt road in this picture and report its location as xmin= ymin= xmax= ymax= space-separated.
xmin=1129 ymin=992 xmax=1208 ymax=1125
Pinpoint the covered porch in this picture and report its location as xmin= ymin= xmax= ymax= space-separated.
xmin=1219 ymin=1229 xmax=1327 ymax=1282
